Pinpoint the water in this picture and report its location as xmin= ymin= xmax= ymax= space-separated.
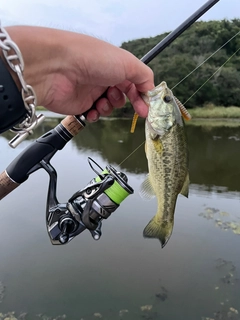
xmin=0 ymin=117 xmax=240 ymax=320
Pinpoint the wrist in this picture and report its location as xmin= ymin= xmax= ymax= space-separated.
xmin=0 ymin=56 xmax=27 ymax=133
xmin=0 ymin=42 xmax=21 ymax=91
xmin=5 ymin=26 xmax=57 ymax=106
xmin=0 ymin=23 xmax=44 ymax=146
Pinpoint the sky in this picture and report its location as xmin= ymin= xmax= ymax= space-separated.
xmin=0 ymin=0 xmax=239 ymax=46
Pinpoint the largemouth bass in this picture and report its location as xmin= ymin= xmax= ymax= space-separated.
xmin=140 ymin=81 xmax=190 ymax=248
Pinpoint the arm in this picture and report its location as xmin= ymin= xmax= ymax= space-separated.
xmin=3 ymin=26 xmax=154 ymax=121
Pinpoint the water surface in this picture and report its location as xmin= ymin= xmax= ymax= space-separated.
xmin=0 ymin=117 xmax=240 ymax=320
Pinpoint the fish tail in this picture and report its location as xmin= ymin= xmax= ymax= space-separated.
xmin=143 ymin=216 xmax=174 ymax=248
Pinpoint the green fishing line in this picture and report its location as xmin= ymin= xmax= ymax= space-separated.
xmin=95 ymin=170 xmax=130 ymax=204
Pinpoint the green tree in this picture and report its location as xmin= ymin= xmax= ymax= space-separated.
xmin=114 ymin=19 xmax=240 ymax=117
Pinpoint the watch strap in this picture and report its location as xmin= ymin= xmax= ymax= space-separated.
xmin=0 ymin=57 xmax=27 ymax=133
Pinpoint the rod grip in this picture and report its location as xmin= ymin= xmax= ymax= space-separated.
xmin=0 ymin=170 xmax=20 ymax=200
xmin=61 ymin=115 xmax=85 ymax=136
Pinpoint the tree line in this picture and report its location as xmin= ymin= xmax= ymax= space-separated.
xmin=116 ymin=19 xmax=240 ymax=115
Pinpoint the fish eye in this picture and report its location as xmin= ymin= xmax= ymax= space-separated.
xmin=163 ymin=95 xmax=172 ymax=103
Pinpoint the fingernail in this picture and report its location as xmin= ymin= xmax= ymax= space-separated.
xmin=89 ymin=111 xmax=99 ymax=122
xmin=110 ymin=89 xmax=121 ymax=101
xmin=92 ymin=116 xmax=98 ymax=122
xmin=103 ymin=103 xmax=110 ymax=112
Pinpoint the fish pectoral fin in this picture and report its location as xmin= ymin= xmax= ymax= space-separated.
xmin=139 ymin=174 xmax=156 ymax=200
xmin=180 ymin=172 xmax=190 ymax=198
xmin=143 ymin=216 xmax=174 ymax=248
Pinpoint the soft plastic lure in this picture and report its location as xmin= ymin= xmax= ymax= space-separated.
xmin=130 ymin=95 xmax=191 ymax=133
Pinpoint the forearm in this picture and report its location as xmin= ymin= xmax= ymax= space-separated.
xmin=3 ymin=26 xmax=111 ymax=107
xmin=1 ymin=25 xmax=153 ymax=118
xmin=4 ymin=26 xmax=64 ymax=105
xmin=0 ymin=26 xmax=49 ymax=136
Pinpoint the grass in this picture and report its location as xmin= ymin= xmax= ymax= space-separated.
xmin=188 ymin=105 xmax=240 ymax=119
xmin=186 ymin=118 xmax=240 ymax=128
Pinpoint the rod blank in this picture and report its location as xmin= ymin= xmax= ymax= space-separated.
xmin=141 ymin=0 xmax=220 ymax=64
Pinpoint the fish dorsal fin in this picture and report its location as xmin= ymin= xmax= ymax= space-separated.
xmin=139 ymin=174 xmax=156 ymax=200
xmin=180 ymin=172 xmax=190 ymax=198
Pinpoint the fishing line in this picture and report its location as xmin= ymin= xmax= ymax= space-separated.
xmin=117 ymin=141 xmax=145 ymax=168
xmin=118 ymin=32 xmax=240 ymax=167
xmin=171 ymin=29 xmax=240 ymax=90
xmin=182 ymin=45 xmax=240 ymax=105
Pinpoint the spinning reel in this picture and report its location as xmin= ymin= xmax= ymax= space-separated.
xmin=43 ymin=157 xmax=133 ymax=245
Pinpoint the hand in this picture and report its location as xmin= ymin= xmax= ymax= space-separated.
xmin=5 ymin=26 xmax=155 ymax=122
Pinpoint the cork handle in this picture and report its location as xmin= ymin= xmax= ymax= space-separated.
xmin=0 ymin=171 xmax=20 ymax=200
xmin=61 ymin=116 xmax=85 ymax=136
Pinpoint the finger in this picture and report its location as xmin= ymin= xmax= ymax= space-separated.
xmin=94 ymin=98 xmax=113 ymax=117
xmin=116 ymin=81 xmax=149 ymax=118
xmin=107 ymin=87 xmax=126 ymax=108
xmin=86 ymin=109 xmax=100 ymax=122
xmin=123 ymin=53 xmax=155 ymax=92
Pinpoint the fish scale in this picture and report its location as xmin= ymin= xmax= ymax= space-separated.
xmin=140 ymin=81 xmax=189 ymax=248
xmin=148 ymin=123 xmax=187 ymax=217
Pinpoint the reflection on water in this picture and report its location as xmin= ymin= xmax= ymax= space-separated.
xmin=2 ymin=118 xmax=240 ymax=192
xmin=0 ymin=118 xmax=240 ymax=320
xmin=187 ymin=125 xmax=240 ymax=193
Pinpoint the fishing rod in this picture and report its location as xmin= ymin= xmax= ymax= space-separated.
xmin=141 ymin=0 xmax=220 ymax=64
xmin=0 ymin=0 xmax=220 ymax=245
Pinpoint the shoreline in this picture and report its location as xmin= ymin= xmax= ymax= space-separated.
xmin=186 ymin=118 xmax=240 ymax=127
xmin=38 ymin=111 xmax=240 ymax=127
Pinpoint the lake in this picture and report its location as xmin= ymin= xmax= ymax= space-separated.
xmin=0 ymin=116 xmax=240 ymax=320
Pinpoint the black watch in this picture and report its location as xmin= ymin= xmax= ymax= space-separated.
xmin=0 ymin=57 xmax=27 ymax=133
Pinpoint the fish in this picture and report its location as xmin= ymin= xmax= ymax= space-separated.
xmin=140 ymin=81 xmax=190 ymax=248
